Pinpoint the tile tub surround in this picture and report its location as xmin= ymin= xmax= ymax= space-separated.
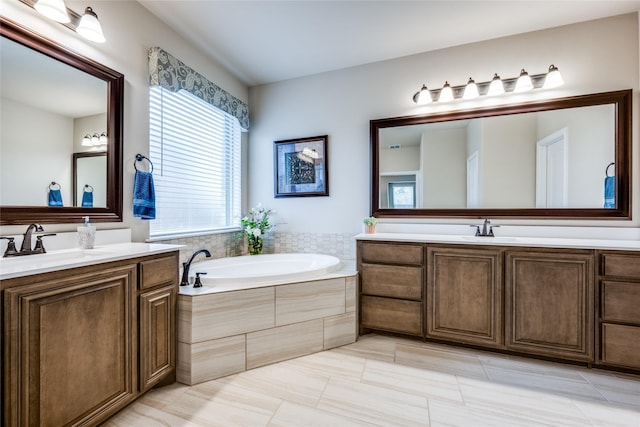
xmin=177 ymin=273 xmax=358 ymax=385
xmin=155 ymin=231 xmax=358 ymax=265
xmin=106 ymin=334 xmax=640 ymax=427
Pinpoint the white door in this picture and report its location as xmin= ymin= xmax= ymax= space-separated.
xmin=536 ymin=128 xmax=568 ymax=208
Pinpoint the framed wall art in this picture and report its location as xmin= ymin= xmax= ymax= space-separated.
xmin=274 ymin=135 xmax=329 ymax=197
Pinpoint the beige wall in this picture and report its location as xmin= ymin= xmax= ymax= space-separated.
xmin=0 ymin=0 xmax=249 ymax=240
xmin=249 ymin=13 xmax=639 ymax=233
xmin=1 ymin=5 xmax=638 ymax=241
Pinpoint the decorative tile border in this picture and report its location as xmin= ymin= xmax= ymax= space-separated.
xmin=157 ymin=231 xmax=357 ymax=264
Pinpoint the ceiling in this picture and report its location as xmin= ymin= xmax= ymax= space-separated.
xmin=138 ymin=1 xmax=640 ymax=87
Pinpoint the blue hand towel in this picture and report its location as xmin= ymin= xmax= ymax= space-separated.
xmin=48 ymin=189 xmax=63 ymax=207
xmin=81 ymin=189 xmax=93 ymax=207
xmin=604 ymin=176 xmax=615 ymax=208
xmin=133 ymin=170 xmax=156 ymax=220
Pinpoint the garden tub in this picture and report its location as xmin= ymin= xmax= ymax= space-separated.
xmin=185 ymin=253 xmax=342 ymax=291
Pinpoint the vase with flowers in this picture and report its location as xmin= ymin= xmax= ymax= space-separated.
xmin=241 ymin=204 xmax=274 ymax=255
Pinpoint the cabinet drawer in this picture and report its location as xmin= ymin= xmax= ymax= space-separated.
xmin=360 ymin=295 xmax=422 ymax=336
xmin=601 ymin=253 xmax=640 ymax=279
xmin=602 ymin=281 xmax=640 ymax=324
xmin=361 ymin=264 xmax=422 ymax=300
xmin=139 ymin=254 xmax=178 ymax=289
xmin=360 ymin=242 xmax=423 ymax=265
xmin=601 ymin=323 xmax=640 ymax=369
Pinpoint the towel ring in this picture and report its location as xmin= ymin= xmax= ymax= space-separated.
xmin=49 ymin=181 xmax=61 ymax=190
xmin=606 ymin=162 xmax=615 ymax=177
xmin=84 ymin=184 xmax=94 ymax=193
xmin=134 ymin=154 xmax=154 ymax=173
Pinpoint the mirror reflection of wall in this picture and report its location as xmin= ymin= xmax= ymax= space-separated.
xmin=73 ymin=153 xmax=107 ymax=208
xmin=0 ymin=35 xmax=107 ymax=207
xmin=378 ymin=104 xmax=615 ymax=210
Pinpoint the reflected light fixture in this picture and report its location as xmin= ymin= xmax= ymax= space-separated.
xmin=514 ymin=69 xmax=533 ymax=93
xmin=34 ymin=0 xmax=70 ymax=23
xmin=462 ymin=78 xmax=479 ymax=100
xmin=438 ymin=81 xmax=454 ymax=102
xmin=76 ymin=7 xmax=106 ymax=43
xmin=82 ymin=132 xmax=108 ymax=147
xmin=487 ymin=73 xmax=505 ymax=96
xmin=412 ymin=65 xmax=563 ymax=103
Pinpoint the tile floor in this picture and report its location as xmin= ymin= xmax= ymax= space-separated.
xmin=106 ymin=334 xmax=640 ymax=426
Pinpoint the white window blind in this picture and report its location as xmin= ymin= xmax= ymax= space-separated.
xmin=149 ymin=86 xmax=241 ymax=238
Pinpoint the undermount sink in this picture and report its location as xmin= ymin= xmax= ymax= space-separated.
xmin=459 ymin=236 xmax=521 ymax=243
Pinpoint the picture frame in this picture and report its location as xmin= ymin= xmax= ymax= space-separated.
xmin=274 ymin=135 xmax=329 ymax=197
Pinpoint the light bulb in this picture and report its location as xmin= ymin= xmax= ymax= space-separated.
xmin=543 ymin=64 xmax=564 ymax=89
xmin=514 ymin=69 xmax=533 ymax=93
xmin=34 ymin=0 xmax=70 ymax=23
xmin=76 ymin=7 xmax=106 ymax=43
xmin=438 ymin=81 xmax=454 ymax=102
xmin=99 ymin=132 xmax=108 ymax=145
xmin=462 ymin=78 xmax=479 ymax=100
xmin=413 ymin=84 xmax=432 ymax=104
xmin=487 ymin=73 xmax=505 ymax=96
xmin=81 ymin=134 xmax=92 ymax=146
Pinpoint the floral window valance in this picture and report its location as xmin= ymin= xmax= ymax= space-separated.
xmin=148 ymin=47 xmax=249 ymax=130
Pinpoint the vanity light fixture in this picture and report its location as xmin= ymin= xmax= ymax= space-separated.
xmin=412 ymin=84 xmax=432 ymax=104
xmin=82 ymin=132 xmax=108 ymax=147
xmin=514 ymin=69 xmax=533 ymax=93
xmin=438 ymin=81 xmax=454 ymax=102
xmin=412 ymin=65 xmax=563 ymax=103
xmin=76 ymin=7 xmax=105 ymax=43
xmin=33 ymin=0 xmax=69 ymax=23
xmin=487 ymin=73 xmax=505 ymax=96
xmin=20 ymin=0 xmax=106 ymax=43
xmin=462 ymin=78 xmax=479 ymax=100
xmin=543 ymin=64 xmax=564 ymax=89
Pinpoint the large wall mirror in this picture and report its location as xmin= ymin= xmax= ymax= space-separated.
xmin=0 ymin=18 xmax=123 ymax=225
xmin=371 ymin=90 xmax=632 ymax=219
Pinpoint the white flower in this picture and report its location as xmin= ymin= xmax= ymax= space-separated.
xmin=252 ymin=228 xmax=261 ymax=237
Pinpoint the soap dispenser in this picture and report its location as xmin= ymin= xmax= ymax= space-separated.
xmin=77 ymin=216 xmax=96 ymax=249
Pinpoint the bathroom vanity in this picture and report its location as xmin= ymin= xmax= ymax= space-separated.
xmin=357 ymin=234 xmax=640 ymax=373
xmin=0 ymin=243 xmax=181 ymax=426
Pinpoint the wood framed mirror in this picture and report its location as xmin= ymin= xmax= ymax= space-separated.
xmin=370 ymin=90 xmax=632 ymax=219
xmin=0 ymin=18 xmax=123 ymax=225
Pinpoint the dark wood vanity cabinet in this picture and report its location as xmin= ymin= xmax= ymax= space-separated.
xmin=504 ymin=249 xmax=594 ymax=362
xmin=426 ymin=245 xmax=503 ymax=348
xmin=358 ymin=241 xmax=424 ymax=336
xmin=598 ymin=251 xmax=640 ymax=370
xmin=2 ymin=251 xmax=179 ymax=427
xmin=356 ymin=240 xmax=640 ymax=371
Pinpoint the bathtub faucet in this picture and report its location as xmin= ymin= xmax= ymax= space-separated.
xmin=180 ymin=249 xmax=212 ymax=286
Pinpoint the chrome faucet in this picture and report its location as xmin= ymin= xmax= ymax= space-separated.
xmin=180 ymin=249 xmax=212 ymax=286
xmin=472 ymin=219 xmax=499 ymax=237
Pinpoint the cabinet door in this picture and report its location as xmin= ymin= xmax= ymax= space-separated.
xmin=140 ymin=285 xmax=176 ymax=391
xmin=426 ymin=246 xmax=503 ymax=348
xmin=505 ymin=250 xmax=594 ymax=361
xmin=4 ymin=264 xmax=136 ymax=427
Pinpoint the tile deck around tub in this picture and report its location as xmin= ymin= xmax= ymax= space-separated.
xmin=106 ymin=334 xmax=640 ymax=426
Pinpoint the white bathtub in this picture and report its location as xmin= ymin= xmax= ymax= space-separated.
xmin=185 ymin=253 xmax=343 ymax=291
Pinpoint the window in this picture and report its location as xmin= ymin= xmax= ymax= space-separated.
xmin=149 ymin=86 xmax=242 ymax=238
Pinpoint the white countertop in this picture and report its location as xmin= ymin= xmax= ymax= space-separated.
xmin=356 ymin=233 xmax=640 ymax=251
xmin=0 ymin=242 xmax=183 ymax=280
